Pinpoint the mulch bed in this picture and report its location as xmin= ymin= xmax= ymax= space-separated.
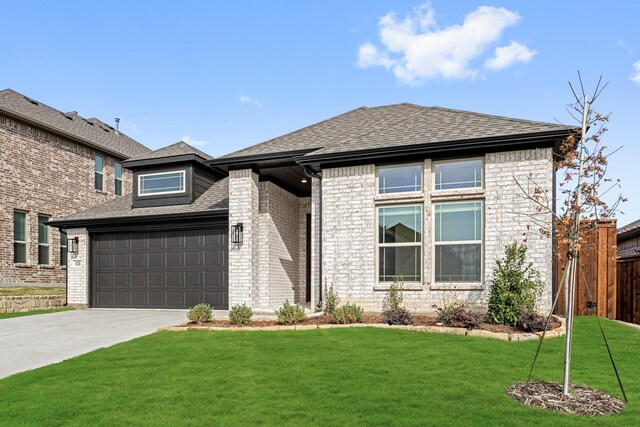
xmin=508 ymin=381 xmax=625 ymax=416
xmin=186 ymin=314 xmax=560 ymax=334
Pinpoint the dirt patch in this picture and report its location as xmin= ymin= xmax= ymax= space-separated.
xmin=508 ymin=381 xmax=624 ymax=416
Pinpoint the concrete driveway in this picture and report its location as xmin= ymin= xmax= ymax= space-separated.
xmin=0 ymin=309 xmax=186 ymax=379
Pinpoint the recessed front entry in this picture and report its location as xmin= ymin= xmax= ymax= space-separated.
xmin=91 ymin=227 xmax=228 ymax=309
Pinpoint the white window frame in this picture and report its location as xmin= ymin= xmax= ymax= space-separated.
xmin=13 ymin=210 xmax=27 ymax=264
xmin=138 ymin=170 xmax=186 ymax=197
xmin=432 ymin=157 xmax=484 ymax=191
xmin=376 ymin=204 xmax=423 ymax=284
xmin=432 ymin=200 xmax=484 ymax=285
xmin=376 ymin=163 xmax=423 ymax=196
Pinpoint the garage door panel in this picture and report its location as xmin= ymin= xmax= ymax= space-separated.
xmin=131 ymin=253 xmax=147 ymax=268
xmin=113 ymin=253 xmax=130 ymax=268
xmin=166 ymin=271 xmax=184 ymax=287
xmin=148 ymin=252 xmax=165 ymax=268
xmin=166 ymin=251 xmax=183 ymax=267
xmin=185 ymin=271 xmax=203 ymax=286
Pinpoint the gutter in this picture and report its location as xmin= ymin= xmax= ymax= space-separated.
xmin=303 ymin=166 xmax=323 ymax=308
xmin=48 ymin=209 xmax=229 ymax=229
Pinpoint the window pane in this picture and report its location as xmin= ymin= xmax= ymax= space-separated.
xmin=379 ymin=205 xmax=422 ymax=243
xmin=14 ymin=242 xmax=26 ymax=263
xmin=435 ymin=244 xmax=481 ymax=282
xmin=115 ymin=162 xmax=122 ymax=178
xmin=95 ymin=155 xmax=103 ymax=172
xmin=378 ymin=164 xmax=422 ymax=194
xmin=435 ymin=159 xmax=482 ymax=190
xmin=379 ymin=246 xmax=421 ymax=282
xmin=38 ymin=216 xmax=50 ymax=244
xmin=435 ymin=202 xmax=482 ymax=242
xmin=95 ymin=172 xmax=103 ymax=191
xmin=139 ymin=171 xmax=185 ymax=195
xmin=13 ymin=211 xmax=26 ymax=241
xmin=38 ymin=246 xmax=49 ymax=265
xmin=115 ymin=179 xmax=122 ymax=196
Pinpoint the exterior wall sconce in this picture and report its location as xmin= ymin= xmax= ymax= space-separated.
xmin=69 ymin=237 xmax=79 ymax=254
xmin=231 ymin=223 xmax=243 ymax=245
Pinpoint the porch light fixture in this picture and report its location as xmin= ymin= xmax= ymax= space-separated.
xmin=231 ymin=223 xmax=243 ymax=245
xmin=69 ymin=237 xmax=79 ymax=254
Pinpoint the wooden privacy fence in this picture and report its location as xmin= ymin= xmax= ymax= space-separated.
xmin=555 ymin=220 xmax=617 ymax=319
xmin=617 ymin=256 xmax=640 ymax=324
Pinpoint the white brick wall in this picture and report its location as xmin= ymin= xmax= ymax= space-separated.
xmin=66 ymin=228 xmax=89 ymax=305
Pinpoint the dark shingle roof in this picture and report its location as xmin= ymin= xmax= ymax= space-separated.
xmin=53 ymin=178 xmax=228 ymax=224
xmin=221 ymin=103 xmax=572 ymax=159
xmin=618 ymin=219 xmax=640 ymax=237
xmin=0 ymin=89 xmax=150 ymax=159
xmin=128 ymin=141 xmax=213 ymax=161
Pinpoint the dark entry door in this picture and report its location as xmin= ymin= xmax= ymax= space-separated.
xmin=92 ymin=227 xmax=228 ymax=309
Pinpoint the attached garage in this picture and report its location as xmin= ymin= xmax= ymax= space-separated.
xmin=91 ymin=226 xmax=228 ymax=309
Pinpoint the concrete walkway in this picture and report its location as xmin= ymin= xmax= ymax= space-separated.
xmin=0 ymin=309 xmax=186 ymax=379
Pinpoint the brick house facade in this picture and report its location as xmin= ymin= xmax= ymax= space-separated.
xmin=0 ymin=89 xmax=149 ymax=287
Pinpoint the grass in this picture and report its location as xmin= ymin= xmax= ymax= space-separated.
xmin=0 ymin=286 xmax=65 ymax=296
xmin=0 ymin=307 xmax=72 ymax=320
xmin=0 ymin=317 xmax=638 ymax=426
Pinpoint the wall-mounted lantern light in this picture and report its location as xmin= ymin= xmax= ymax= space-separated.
xmin=231 ymin=223 xmax=244 ymax=245
xmin=69 ymin=237 xmax=79 ymax=254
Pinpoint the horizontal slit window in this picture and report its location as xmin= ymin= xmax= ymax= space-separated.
xmin=138 ymin=171 xmax=185 ymax=196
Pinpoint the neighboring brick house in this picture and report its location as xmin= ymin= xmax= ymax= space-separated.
xmin=617 ymin=219 xmax=640 ymax=259
xmin=0 ymin=89 xmax=150 ymax=287
xmin=51 ymin=103 xmax=572 ymax=312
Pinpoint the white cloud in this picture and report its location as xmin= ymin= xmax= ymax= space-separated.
xmin=239 ymin=95 xmax=262 ymax=107
xmin=181 ymin=134 xmax=207 ymax=147
xmin=630 ymin=60 xmax=640 ymax=85
xmin=485 ymin=41 xmax=536 ymax=70
xmin=357 ymin=3 xmax=534 ymax=84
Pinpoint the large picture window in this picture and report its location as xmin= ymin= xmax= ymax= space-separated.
xmin=378 ymin=205 xmax=422 ymax=282
xmin=38 ymin=215 xmax=50 ymax=265
xmin=434 ymin=159 xmax=482 ymax=190
xmin=378 ymin=164 xmax=422 ymax=194
xmin=434 ymin=201 xmax=482 ymax=283
xmin=13 ymin=211 xmax=27 ymax=263
xmin=138 ymin=170 xmax=185 ymax=196
xmin=95 ymin=154 xmax=104 ymax=191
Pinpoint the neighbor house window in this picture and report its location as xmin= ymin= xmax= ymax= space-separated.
xmin=60 ymin=229 xmax=68 ymax=266
xmin=378 ymin=164 xmax=422 ymax=194
xmin=38 ymin=215 xmax=50 ymax=265
xmin=434 ymin=159 xmax=483 ymax=190
xmin=138 ymin=171 xmax=185 ymax=196
xmin=115 ymin=162 xmax=123 ymax=196
xmin=378 ymin=205 xmax=422 ymax=282
xmin=95 ymin=154 xmax=104 ymax=191
xmin=13 ymin=211 xmax=27 ymax=263
xmin=434 ymin=201 xmax=482 ymax=283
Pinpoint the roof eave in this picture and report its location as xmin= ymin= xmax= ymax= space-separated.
xmin=48 ymin=209 xmax=229 ymax=229
xmin=122 ymin=153 xmax=209 ymax=169
xmin=207 ymin=148 xmax=318 ymax=171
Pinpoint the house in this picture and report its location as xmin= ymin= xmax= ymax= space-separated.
xmin=50 ymin=103 xmax=572 ymax=312
xmin=617 ymin=219 xmax=640 ymax=258
xmin=0 ymin=89 xmax=150 ymax=288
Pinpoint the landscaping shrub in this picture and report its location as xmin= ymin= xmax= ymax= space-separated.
xmin=229 ymin=303 xmax=253 ymax=326
xmin=332 ymin=303 xmax=364 ymax=324
xmin=517 ymin=310 xmax=548 ymax=333
xmin=487 ymin=242 xmax=543 ymax=326
xmin=323 ymin=281 xmax=340 ymax=315
xmin=434 ymin=300 xmax=484 ymax=329
xmin=187 ymin=303 xmax=213 ymax=323
xmin=382 ymin=307 xmax=413 ymax=325
xmin=275 ymin=300 xmax=306 ymax=325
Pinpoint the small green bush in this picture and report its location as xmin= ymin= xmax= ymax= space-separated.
xmin=229 ymin=303 xmax=253 ymax=325
xmin=382 ymin=277 xmax=404 ymax=312
xmin=332 ymin=303 xmax=364 ymax=324
xmin=323 ymin=281 xmax=340 ymax=315
xmin=382 ymin=307 xmax=413 ymax=325
xmin=187 ymin=303 xmax=213 ymax=323
xmin=487 ymin=242 xmax=544 ymax=326
xmin=275 ymin=300 xmax=306 ymax=325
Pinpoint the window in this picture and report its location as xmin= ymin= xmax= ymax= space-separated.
xmin=434 ymin=159 xmax=482 ymax=190
xmin=378 ymin=164 xmax=422 ymax=194
xmin=138 ymin=171 xmax=185 ymax=196
xmin=38 ymin=215 xmax=50 ymax=265
xmin=434 ymin=201 xmax=482 ymax=283
xmin=13 ymin=211 xmax=27 ymax=263
xmin=60 ymin=229 xmax=68 ymax=266
xmin=95 ymin=154 xmax=104 ymax=191
xmin=378 ymin=205 xmax=422 ymax=282
xmin=115 ymin=162 xmax=123 ymax=196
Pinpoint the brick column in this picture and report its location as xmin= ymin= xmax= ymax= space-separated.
xmin=66 ymin=228 xmax=89 ymax=306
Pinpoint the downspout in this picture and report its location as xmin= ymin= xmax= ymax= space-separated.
xmin=303 ymin=166 xmax=323 ymax=308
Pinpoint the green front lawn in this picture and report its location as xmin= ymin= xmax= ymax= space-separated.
xmin=0 ymin=317 xmax=638 ymax=426
xmin=0 ymin=286 xmax=65 ymax=296
xmin=0 ymin=307 xmax=72 ymax=320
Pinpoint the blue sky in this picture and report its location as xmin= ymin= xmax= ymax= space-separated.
xmin=1 ymin=1 xmax=639 ymax=224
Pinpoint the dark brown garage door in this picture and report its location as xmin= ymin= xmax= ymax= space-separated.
xmin=92 ymin=227 xmax=228 ymax=309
